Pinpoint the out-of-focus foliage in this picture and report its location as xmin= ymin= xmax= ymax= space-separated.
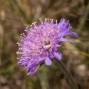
xmin=0 ymin=0 xmax=89 ymax=89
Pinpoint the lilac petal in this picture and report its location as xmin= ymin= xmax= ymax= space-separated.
xmin=64 ymin=21 xmax=70 ymax=29
xmin=50 ymin=54 xmax=54 ymax=59
xmin=60 ymin=38 xmax=74 ymax=44
xmin=60 ymin=23 xmax=71 ymax=36
xmin=38 ymin=56 xmax=44 ymax=61
xmin=54 ymin=52 xmax=62 ymax=61
xmin=45 ymin=57 xmax=52 ymax=65
xmin=57 ymin=18 xmax=65 ymax=29
xmin=27 ymin=65 xmax=39 ymax=75
xmin=18 ymin=59 xmax=28 ymax=66
xmin=59 ymin=18 xmax=65 ymax=25
xmin=67 ymin=32 xmax=78 ymax=38
xmin=26 ymin=59 xmax=39 ymax=69
xmin=26 ymin=62 xmax=38 ymax=74
xmin=60 ymin=30 xmax=68 ymax=37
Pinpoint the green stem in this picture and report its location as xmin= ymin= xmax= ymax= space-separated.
xmin=56 ymin=60 xmax=78 ymax=89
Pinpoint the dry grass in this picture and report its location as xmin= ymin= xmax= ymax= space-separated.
xmin=0 ymin=0 xmax=89 ymax=89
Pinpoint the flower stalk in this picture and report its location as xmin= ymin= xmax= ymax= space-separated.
xmin=56 ymin=60 xmax=78 ymax=89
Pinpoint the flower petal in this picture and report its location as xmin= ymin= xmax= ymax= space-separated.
xmin=18 ymin=59 xmax=29 ymax=66
xmin=67 ymin=32 xmax=78 ymax=38
xmin=45 ymin=57 xmax=52 ymax=65
xmin=38 ymin=56 xmax=44 ymax=61
xmin=59 ymin=18 xmax=65 ymax=25
xmin=27 ymin=65 xmax=39 ymax=75
xmin=60 ymin=38 xmax=74 ymax=44
xmin=54 ymin=52 xmax=62 ymax=61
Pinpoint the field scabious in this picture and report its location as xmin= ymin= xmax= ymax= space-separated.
xmin=17 ymin=18 xmax=78 ymax=74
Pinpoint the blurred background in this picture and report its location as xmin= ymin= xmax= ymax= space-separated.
xmin=0 ymin=0 xmax=89 ymax=89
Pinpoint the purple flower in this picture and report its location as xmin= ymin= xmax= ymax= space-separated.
xmin=16 ymin=18 xmax=78 ymax=74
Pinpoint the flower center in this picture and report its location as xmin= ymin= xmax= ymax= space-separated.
xmin=43 ymin=41 xmax=51 ymax=50
xmin=44 ymin=41 xmax=50 ymax=45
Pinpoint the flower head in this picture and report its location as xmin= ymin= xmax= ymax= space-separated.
xmin=16 ymin=18 xmax=78 ymax=74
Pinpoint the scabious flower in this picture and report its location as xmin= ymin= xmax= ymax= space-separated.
xmin=16 ymin=18 xmax=78 ymax=75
